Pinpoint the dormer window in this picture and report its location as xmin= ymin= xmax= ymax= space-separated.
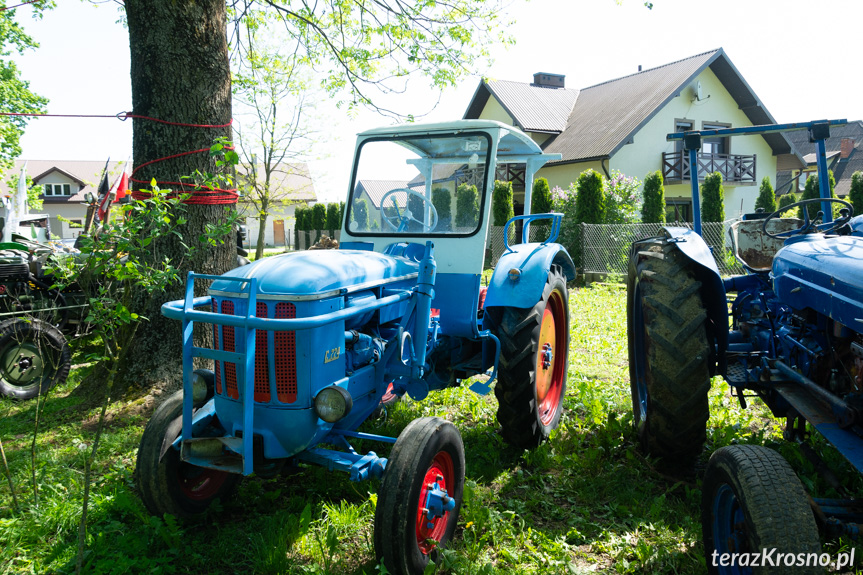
xmin=44 ymin=183 xmax=72 ymax=196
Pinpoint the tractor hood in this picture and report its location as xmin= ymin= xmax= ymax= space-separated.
xmin=773 ymin=235 xmax=863 ymax=332
xmin=209 ymin=249 xmax=419 ymax=298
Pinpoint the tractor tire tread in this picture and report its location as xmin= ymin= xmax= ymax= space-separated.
xmin=487 ymin=267 xmax=569 ymax=449
xmin=702 ymin=445 xmax=822 ymax=574
xmin=628 ymin=239 xmax=711 ymax=470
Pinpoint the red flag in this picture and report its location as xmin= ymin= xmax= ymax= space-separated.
xmin=113 ymin=172 xmax=129 ymax=204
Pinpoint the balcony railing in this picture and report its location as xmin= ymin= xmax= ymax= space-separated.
xmin=662 ymin=151 xmax=756 ymax=183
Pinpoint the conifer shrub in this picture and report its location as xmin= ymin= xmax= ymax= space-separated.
xmin=641 ymin=171 xmax=666 ymax=223
xmin=754 ymin=176 xmax=777 ymax=213
xmin=455 ymin=183 xmax=479 ymax=228
xmin=701 ymin=172 xmax=725 ymax=222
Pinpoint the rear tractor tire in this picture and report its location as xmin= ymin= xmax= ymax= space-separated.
xmin=627 ymin=238 xmax=711 ymax=471
xmin=0 ymin=318 xmax=70 ymax=400
xmin=374 ymin=417 xmax=465 ymax=575
xmin=136 ymin=390 xmax=239 ymax=518
xmin=486 ymin=266 xmax=569 ymax=449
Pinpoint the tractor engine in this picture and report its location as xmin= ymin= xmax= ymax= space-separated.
xmin=728 ymin=231 xmax=863 ymax=426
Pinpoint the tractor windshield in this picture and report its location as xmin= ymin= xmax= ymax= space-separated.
xmin=346 ymin=132 xmax=492 ymax=237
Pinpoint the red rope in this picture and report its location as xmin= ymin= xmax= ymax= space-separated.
xmin=130 ymin=147 xmax=239 ymax=205
xmin=1 ymin=110 xmax=238 ymax=204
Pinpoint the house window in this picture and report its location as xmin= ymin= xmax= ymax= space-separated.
xmin=43 ymin=183 xmax=72 ymax=197
xmin=666 ymin=201 xmax=691 ymax=223
xmin=702 ymin=122 xmax=730 ymax=155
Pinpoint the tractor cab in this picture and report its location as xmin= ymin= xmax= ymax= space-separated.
xmin=340 ymin=120 xmax=562 ymax=339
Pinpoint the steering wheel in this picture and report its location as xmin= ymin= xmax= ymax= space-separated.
xmin=379 ymin=188 xmax=439 ymax=233
xmin=762 ymin=197 xmax=853 ymax=239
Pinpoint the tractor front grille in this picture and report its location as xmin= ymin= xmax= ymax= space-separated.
xmin=211 ymin=297 xmax=297 ymax=404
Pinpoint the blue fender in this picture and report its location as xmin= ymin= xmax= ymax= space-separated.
xmin=485 ymin=243 xmax=575 ymax=309
xmin=660 ymin=227 xmax=728 ymax=373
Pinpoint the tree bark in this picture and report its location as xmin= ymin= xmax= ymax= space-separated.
xmin=255 ymin=212 xmax=268 ymax=260
xmin=122 ymin=0 xmax=234 ymax=390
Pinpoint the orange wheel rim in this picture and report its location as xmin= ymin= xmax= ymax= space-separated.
xmin=535 ymin=289 xmax=566 ymax=426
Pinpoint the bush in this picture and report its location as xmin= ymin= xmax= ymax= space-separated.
xmin=778 ymin=193 xmax=797 ymax=217
xmin=701 ymin=172 xmax=725 ymax=222
xmin=754 ymin=176 xmax=777 ymax=214
xmin=432 ymin=188 xmax=452 ymax=231
xmin=455 ymin=183 xmax=479 ymax=228
xmin=530 ymin=177 xmax=552 ymax=239
xmin=326 ymin=202 xmax=340 ymax=231
xmin=575 ymin=169 xmax=604 ymax=224
xmin=552 ymin=184 xmax=578 ymax=256
xmin=353 ymin=199 xmax=369 ymax=230
xmin=406 ymin=192 xmax=426 ymax=232
xmin=641 ymin=171 xmax=665 ymax=223
xmin=312 ymin=203 xmax=327 ymax=240
xmin=531 ymin=177 xmax=552 ymax=214
xmin=848 ymin=171 xmax=863 ymax=217
xmin=295 ymin=205 xmax=308 ymax=231
xmin=492 ymin=180 xmax=514 ymax=226
xmin=604 ymin=171 xmax=641 ymax=224
xmin=799 ymin=171 xmax=839 ymax=220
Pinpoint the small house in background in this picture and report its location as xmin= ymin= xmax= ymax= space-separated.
xmin=1 ymin=160 xmax=126 ymax=239
xmin=776 ymin=120 xmax=863 ymax=199
xmin=464 ymin=48 xmax=806 ymax=221
xmin=237 ymin=162 xmax=316 ymax=248
xmin=0 ymin=160 xmax=317 ymax=246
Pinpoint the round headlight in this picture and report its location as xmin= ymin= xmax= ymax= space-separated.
xmin=314 ymin=386 xmax=353 ymax=423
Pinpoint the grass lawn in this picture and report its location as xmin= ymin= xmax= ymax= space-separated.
xmin=0 ymin=284 xmax=860 ymax=574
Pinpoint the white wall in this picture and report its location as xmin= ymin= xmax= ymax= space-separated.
xmin=610 ymin=67 xmax=777 ymax=220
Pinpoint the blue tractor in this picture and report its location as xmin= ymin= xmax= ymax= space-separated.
xmin=628 ymin=120 xmax=863 ymax=572
xmin=135 ymin=120 xmax=575 ymax=574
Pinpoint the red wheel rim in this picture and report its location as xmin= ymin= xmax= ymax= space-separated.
xmin=177 ymin=461 xmax=230 ymax=501
xmin=415 ymin=451 xmax=454 ymax=554
xmin=535 ymin=289 xmax=566 ymax=426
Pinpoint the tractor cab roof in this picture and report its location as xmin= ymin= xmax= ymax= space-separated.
xmin=357 ymin=120 xmax=545 ymax=161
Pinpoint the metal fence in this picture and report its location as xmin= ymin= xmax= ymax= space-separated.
xmin=580 ymin=219 xmax=744 ymax=276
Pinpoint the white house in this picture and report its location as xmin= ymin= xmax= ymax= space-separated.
xmin=463 ymin=48 xmax=806 ymax=221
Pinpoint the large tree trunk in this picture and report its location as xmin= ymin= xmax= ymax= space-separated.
xmin=121 ymin=0 xmax=234 ymax=390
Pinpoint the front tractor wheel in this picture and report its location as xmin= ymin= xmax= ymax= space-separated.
xmin=136 ymin=390 xmax=239 ymax=518
xmin=0 ymin=318 xmax=71 ymax=400
xmin=702 ymin=445 xmax=821 ymax=575
xmin=486 ymin=266 xmax=569 ymax=449
xmin=628 ymin=238 xmax=711 ymax=471
xmin=374 ymin=417 xmax=465 ymax=575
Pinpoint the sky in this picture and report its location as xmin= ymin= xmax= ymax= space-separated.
xmin=12 ymin=0 xmax=863 ymax=203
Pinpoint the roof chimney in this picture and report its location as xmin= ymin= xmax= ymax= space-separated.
xmin=532 ymin=72 xmax=565 ymax=88
xmin=638 ymin=65 xmax=642 ymax=72
xmin=841 ymin=137 xmax=855 ymax=159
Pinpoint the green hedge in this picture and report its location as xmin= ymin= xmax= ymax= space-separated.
xmin=432 ymin=188 xmax=452 ymax=231
xmin=455 ymin=183 xmax=479 ymax=228
xmin=641 ymin=171 xmax=665 ymax=223
xmin=701 ymin=172 xmax=725 ymax=222
xmin=492 ymin=180 xmax=514 ymax=226
xmin=754 ymin=176 xmax=777 ymax=213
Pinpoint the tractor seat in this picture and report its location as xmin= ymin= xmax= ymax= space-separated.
xmin=729 ymin=217 xmax=802 ymax=272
